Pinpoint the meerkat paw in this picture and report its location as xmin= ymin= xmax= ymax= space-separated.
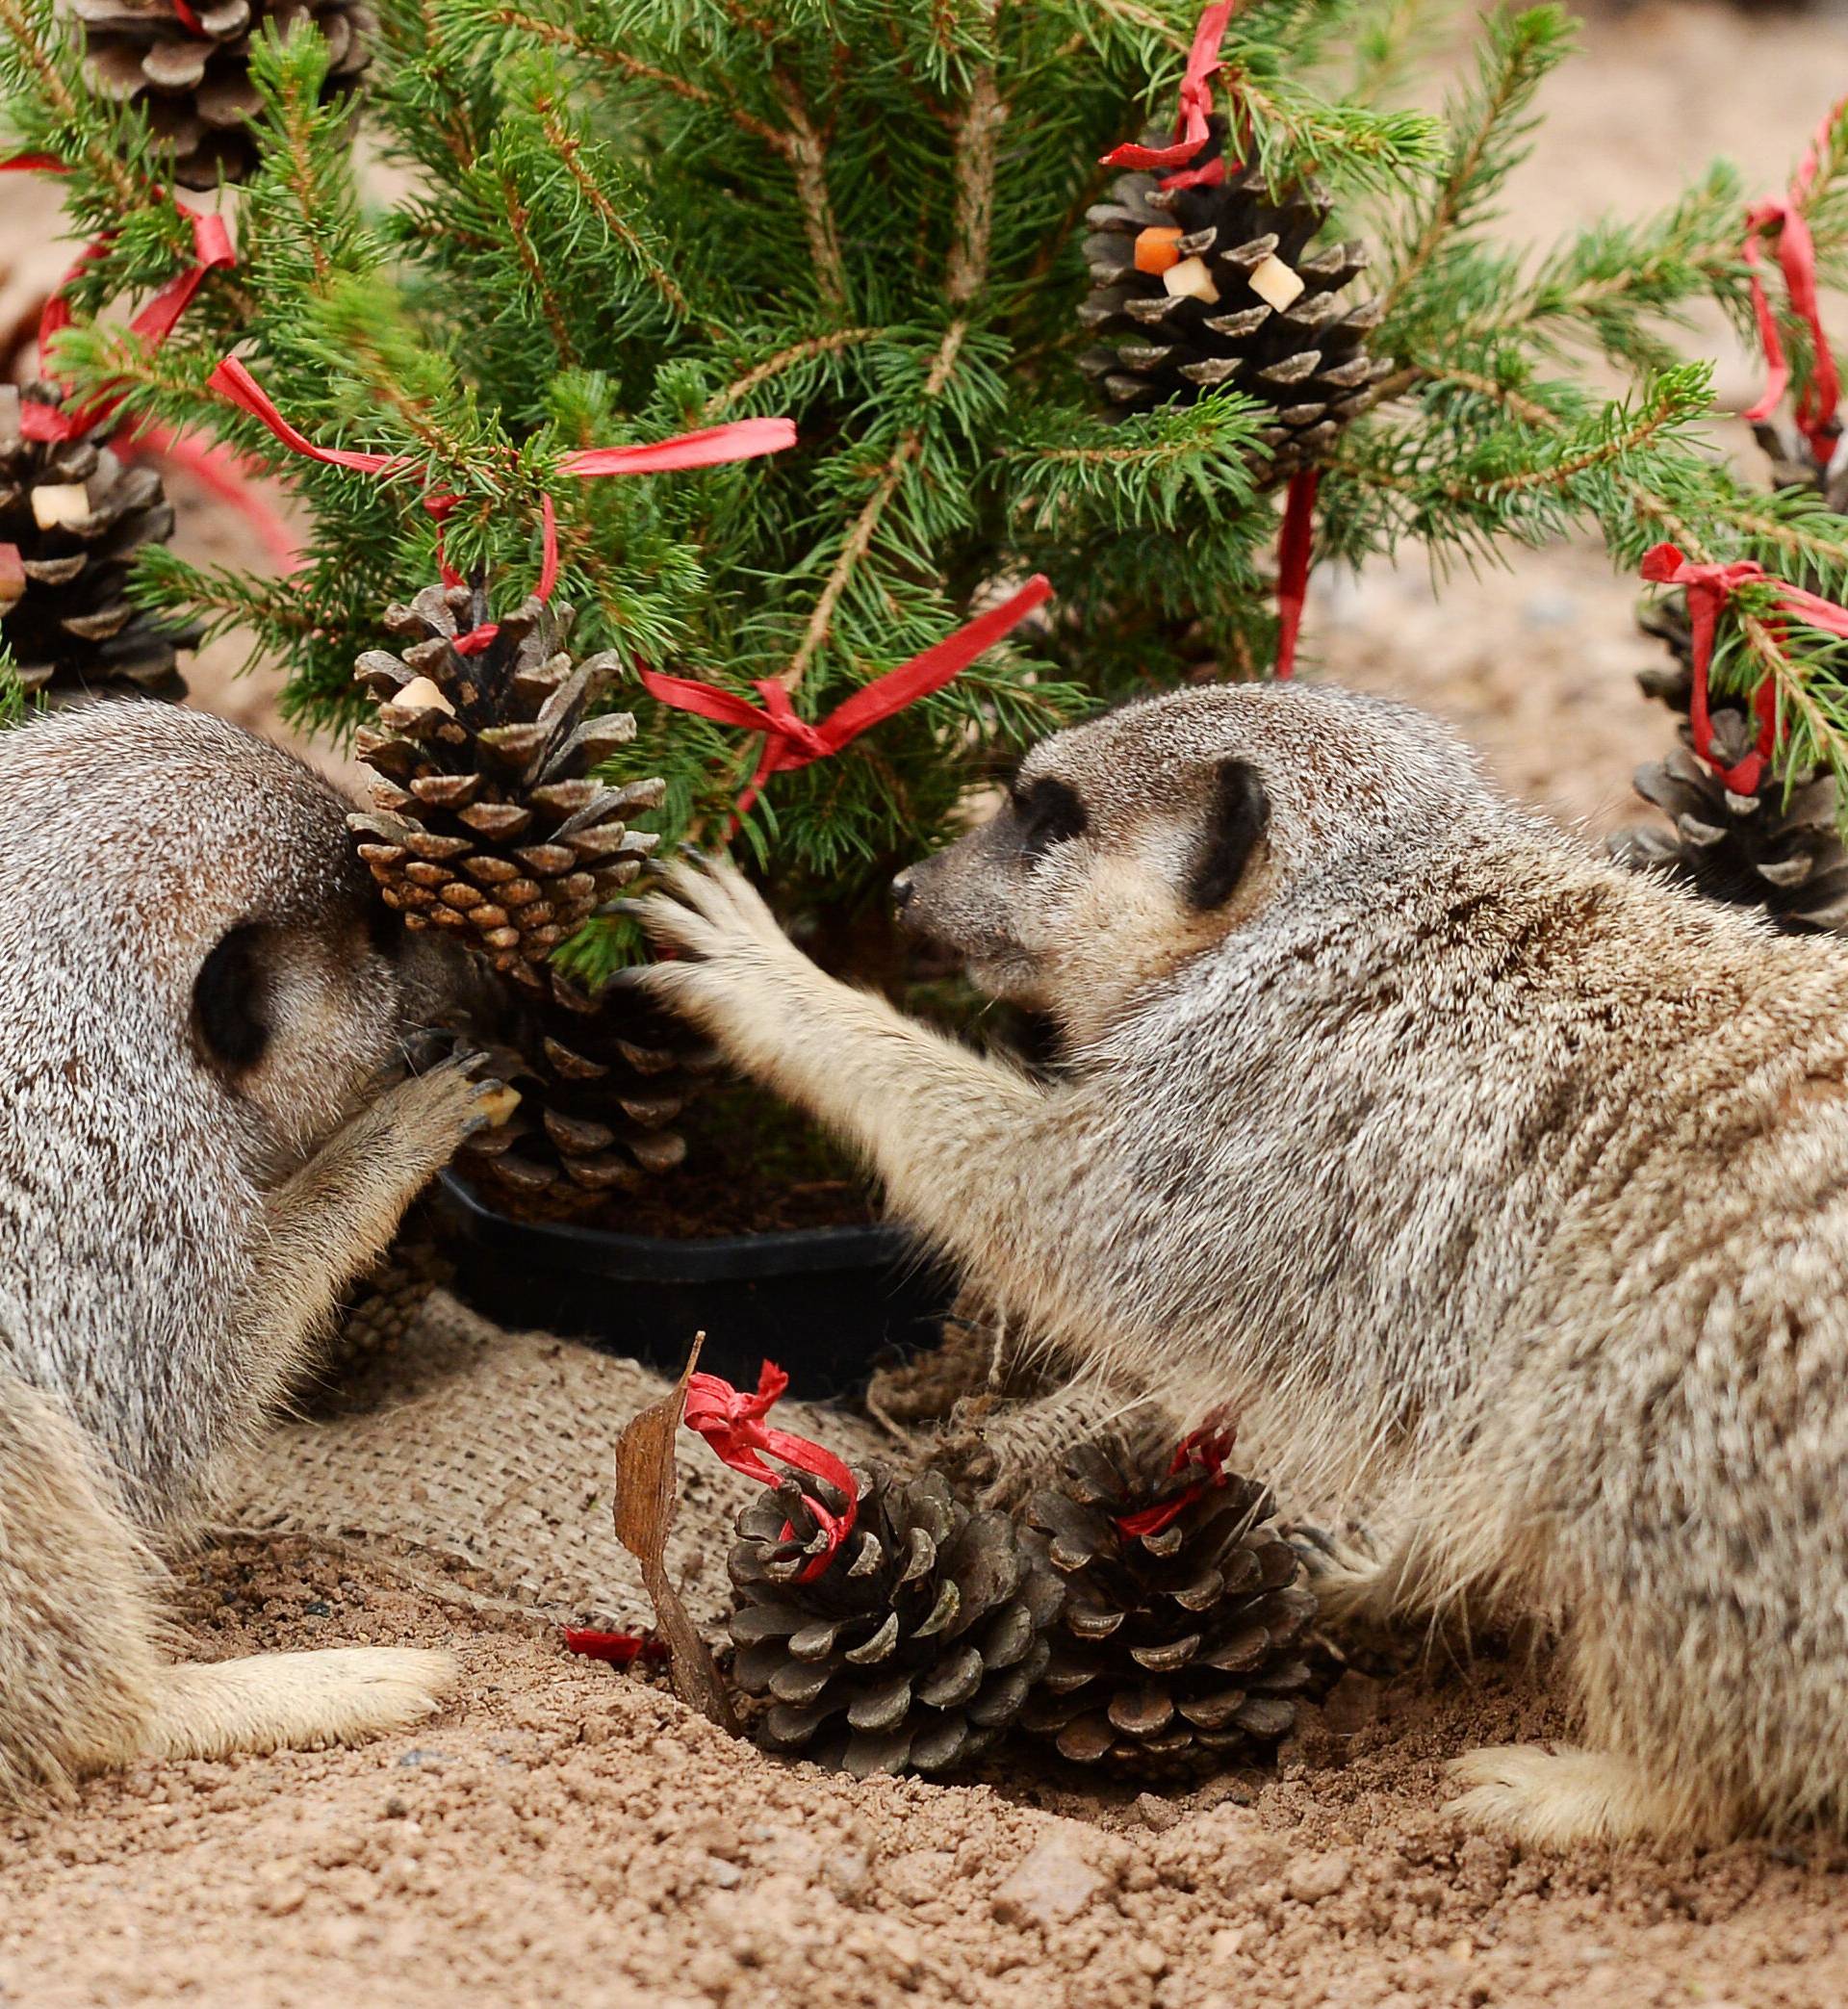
xmin=632 ymin=855 xmax=818 ymax=1057
xmin=382 ymin=1049 xmax=520 ymax=1154
xmin=129 ymin=1649 xmax=457 ymax=1766
xmin=1445 ymin=1744 xmax=1687 ymax=1848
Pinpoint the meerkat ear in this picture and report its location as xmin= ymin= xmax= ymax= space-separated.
xmin=193 ymin=922 xmax=270 ymax=1070
xmin=1186 ymin=759 xmax=1270 ymax=911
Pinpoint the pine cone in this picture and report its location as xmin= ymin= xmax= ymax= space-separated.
xmin=1622 ymin=451 xmax=1848 ymax=935
xmin=728 ymin=1464 xmax=1063 ymax=1777
xmin=0 ymin=384 xmax=195 ymax=698
xmin=1020 ymin=1431 xmax=1317 ymax=1769
xmin=457 ymin=968 xmax=709 ymax=1210
xmin=349 ymin=583 xmax=663 ymax=992
xmin=332 ymin=1233 xmax=451 ymax=1365
xmin=1079 ymin=119 xmax=1386 ymax=474
xmin=1611 ymin=712 xmax=1848 ymax=931
xmin=76 ymin=0 xmax=372 ymax=192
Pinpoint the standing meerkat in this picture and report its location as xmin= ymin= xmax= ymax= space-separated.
xmin=638 ymin=680 xmax=1848 ymax=1848
xmin=0 ymin=701 xmax=509 ymax=1801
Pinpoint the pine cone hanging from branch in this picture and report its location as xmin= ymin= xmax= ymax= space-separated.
xmin=0 ymin=384 xmax=196 ymax=698
xmin=1020 ymin=1426 xmax=1317 ymax=1770
xmin=1079 ymin=119 xmax=1387 ymax=475
xmin=458 ymin=968 xmax=711 ymax=1210
xmin=349 ymin=582 xmax=663 ymax=992
xmin=76 ymin=0 xmax=373 ymax=192
xmin=728 ymin=1463 xmax=1063 ymax=1778
xmin=1618 ymin=518 xmax=1848 ymax=933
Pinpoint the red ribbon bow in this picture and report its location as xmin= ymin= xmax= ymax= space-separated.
xmin=1115 ymin=1416 xmax=1235 ymax=1538
xmin=207 ymin=356 xmax=796 ymax=647
xmin=639 ymin=573 xmax=1053 ymax=832
xmin=1100 ymin=1 xmax=1247 ymax=190
xmin=1744 ymin=97 xmax=1848 ymax=465
xmin=1640 ymin=541 xmax=1848 ymax=794
xmin=682 ymin=1362 xmax=860 ymax=1582
xmin=0 ymin=158 xmax=236 ymax=443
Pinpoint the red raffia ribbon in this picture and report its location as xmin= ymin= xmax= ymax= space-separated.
xmin=1744 ymin=97 xmax=1847 ymax=465
xmin=1115 ymin=1416 xmax=1234 ymax=1539
xmin=1100 ymin=0 xmax=1248 ymax=191
xmin=0 ymin=157 xmax=236 ymax=442
xmin=1640 ymin=541 xmax=1848 ymax=794
xmin=167 ymin=0 xmax=206 ymax=29
xmin=640 ymin=573 xmax=1054 ymax=834
xmin=1273 ymin=466 xmax=1319 ymax=681
xmin=562 ymin=1627 xmax=669 ymax=1666
xmin=682 ymin=1362 xmax=859 ymax=1583
xmin=207 ymin=356 xmax=795 ymax=641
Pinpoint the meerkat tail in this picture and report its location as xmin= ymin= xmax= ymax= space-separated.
xmin=127 ymin=1649 xmax=458 ymax=1766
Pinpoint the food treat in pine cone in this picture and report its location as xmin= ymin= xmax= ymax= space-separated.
xmin=348 ymin=582 xmax=663 ymax=989
xmin=457 ymin=967 xmax=712 ymax=1210
xmin=1079 ymin=117 xmax=1387 ymax=474
xmin=76 ymin=0 xmax=373 ymax=191
xmin=1020 ymin=1426 xmax=1317 ymax=1770
xmin=0 ymin=383 xmax=195 ymax=697
xmin=727 ymin=1463 xmax=1063 ymax=1778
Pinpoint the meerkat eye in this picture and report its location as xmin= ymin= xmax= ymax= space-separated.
xmin=1013 ymin=776 xmax=1088 ymax=857
xmin=193 ymin=922 xmax=271 ymax=1070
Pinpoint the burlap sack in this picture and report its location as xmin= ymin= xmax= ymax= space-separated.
xmin=227 ymin=1291 xmax=891 ymax=1633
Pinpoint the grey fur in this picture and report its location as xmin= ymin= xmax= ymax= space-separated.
xmin=641 ymin=681 xmax=1848 ymax=1846
xmin=0 ymin=703 xmax=506 ymax=1800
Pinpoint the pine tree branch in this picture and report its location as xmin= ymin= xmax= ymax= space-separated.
xmin=0 ymin=0 xmax=141 ymax=206
xmin=533 ymin=91 xmax=707 ymax=335
xmin=496 ymin=167 xmax=578 ymax=368
xmin=480 ymin=8 xmax=783 ymax=142
xmin=703 ymin=326 xmax=882 ymax=414
xmin=775 ymin=56 xmax=1004 ymax=691
xmin=769 ymin=64 xmax=846 ymax=310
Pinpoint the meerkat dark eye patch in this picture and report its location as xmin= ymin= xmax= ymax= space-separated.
xmin=1013 ymin=776 xmax=1088 ymax=857
xmin=193 ymin=922 xmax=270 ymax=1070
xmin=1186 ymin=759 xmax=1270 ymax=910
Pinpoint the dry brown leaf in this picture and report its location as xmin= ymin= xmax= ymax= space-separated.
xmin=610 ymin=1332 xmax=737 ymax=1733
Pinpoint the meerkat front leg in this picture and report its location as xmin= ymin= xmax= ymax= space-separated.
xmin=0 ymin=1371 xmax=452 ymax=1800
xmin=235 ymin=1053 xmax=517 ymax=1414
xmin=635 ymin=858 xmax=1056 ymax=1256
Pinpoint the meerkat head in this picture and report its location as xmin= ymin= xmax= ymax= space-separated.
xmin=0 ymin=702 xmax=441 ymax=1180
xmin=892 ymin=681 xmax=1493 ymax=1045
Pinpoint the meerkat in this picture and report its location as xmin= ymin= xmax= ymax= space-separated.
xmin=0 ymin=701 xmax=511 ymax=1802
xmin=637 ymin=679 xmax=1848 ymax=1849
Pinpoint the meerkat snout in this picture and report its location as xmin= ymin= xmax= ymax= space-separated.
xmin=895 ymin=693 xmax=1288 ymax=1045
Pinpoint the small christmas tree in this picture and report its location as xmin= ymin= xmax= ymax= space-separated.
xmin=9 ymin=0 xmax=1848 ymax=1020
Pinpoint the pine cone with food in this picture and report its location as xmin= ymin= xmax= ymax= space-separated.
xmin=1020 ymin=1426 xmax=1317 ymax=1769
xmin=457 ymin=968 xmax=709 ymax=1210
xmin=728 ymin=1463 xmax=1063 ymax=1777
xmin=77 ymin=0 xmax=372 ymax=191
xmin=349 ymin=583 xmax=663 ymax=991
xmin=1079 ymin=118 xmax=1385 ymax=474
xmin=0 ymin=383 xmax=196 ymax=697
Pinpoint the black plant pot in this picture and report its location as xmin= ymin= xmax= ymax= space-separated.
xmin=432 ymin=1172 xmax=956 ymax=1398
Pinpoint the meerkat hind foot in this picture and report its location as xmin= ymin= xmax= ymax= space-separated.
xmin=127 ymin=1648 xmax=456 ymax=1767
xmin=1446 ymin=1744 xmax=1691 ymax=1848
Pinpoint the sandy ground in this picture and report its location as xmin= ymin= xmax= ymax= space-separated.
xmin=12 ymin=4 xmax=1848 ymax=2005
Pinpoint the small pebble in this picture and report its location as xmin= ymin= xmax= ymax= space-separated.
xmin=1286 ymin=1850 xmax=1353 ymax=1903
xmin=1135 ymin=1792 xmax=1179 ymax=1833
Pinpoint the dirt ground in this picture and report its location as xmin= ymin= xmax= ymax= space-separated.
xmin=12 ymin=5 xmax=1848 ymax=2005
